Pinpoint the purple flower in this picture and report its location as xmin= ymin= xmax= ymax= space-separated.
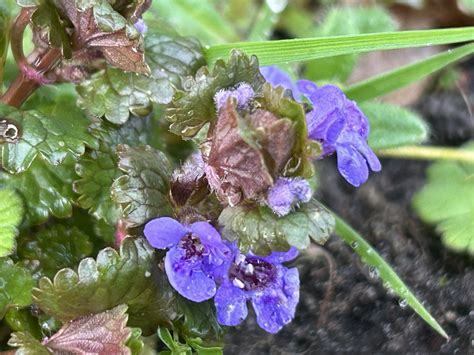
xmin=134 ymin=19 xmax=148 ymax=34
xmin=260 ymin=66 xmax=301 ymax=101
xmin=214 ymin=83 xmax=254 ymax=111
xmin=296 ymin=80 xmax=381 ymax=186
xmin=267 ymin=177 xmax=312 ymax=216
xmin=215 ymin=245 xmax=300 ymax=333
xmin=144 ymin=217 xmax=231 ymax=302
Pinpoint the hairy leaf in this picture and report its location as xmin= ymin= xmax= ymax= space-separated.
xmin=0 ymin=189 xmax=23 ymax=257
xmin=219 ymin=199 xmax=335 ymax=255
xmin=0 ymin=154 xmax=77 ymax=225
xmin=58 ymin=2 xmax=149 ymax=73
xmin=257 ymin=84 xmax=315 ymax=178
xmin=77 ymin=66 xmax=173 ymax=124
xmin=360 ymin=102 xmax=429 ymax=150
xmin=206 ymin=101 xmax=274 ymax=206
xmin=7 ymin=332 xmax=49 ymax=355
xmin=32 ymin=237 xmax=177 ymax=335
xmin=167 ymin=50 xmax=265 ymax=138
xmin=74 ymin=117 xmax=166 ymax=224
xmin=413 ymin=142 xmax=474 ymax=254
xmin=111 ymin=145 xmax=173 ymax=228
xmin=145 ymin=32 xmax=206 ymax=89
xmin=46 ymin=304 xmax=131 ymax=354
xmin=0 ymin=258 xmax=35 ymax=318
xmin=0 ymin=103 xmax=97 ymax=174
xmin=18 ymin=225 xmax=94 ymax=279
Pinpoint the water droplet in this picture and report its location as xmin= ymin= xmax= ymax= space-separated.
xmin=0 ymin=278 xmax=5 ymax=289
xmin=351 ymin=241 xmax=358 ymax=249
xmin=58 ymin=141 xmax=65 ymax=147
xmin=144 ymin=271 xmax=151 ymax=277
xmin=266 ymin=0 xmax=288 ymax=13
xmin=368 ymin=266 xmax=379 ymax=279
xmin=399 ymin=299 xmax=408 ymax=308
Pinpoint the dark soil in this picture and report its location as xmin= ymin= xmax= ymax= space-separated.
xmin=224 ymin=66 xmax=474 ymax=354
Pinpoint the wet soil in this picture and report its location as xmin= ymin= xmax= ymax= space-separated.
xmin=224 ymin=65 xmax=474 ymax=354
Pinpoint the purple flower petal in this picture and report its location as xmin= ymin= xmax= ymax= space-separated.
xmin=336 ymin=143 xmax=369 ymax=187
xmin=134 ymin=19 xmax=147 ymax=34
xmin=258 ymin=247 xmax=299 ymax=264
xmin=296 ymin=79 xmax=318 ymax=96
xmin=189 ymin=221 xmax=223 ymax=246
xmin=215 ymin=281 xmax=248 ymax=326
xmin=251 ymin=287 xmax=294 ymax=333
xmin=144 ymin=217 xmax=187 ymax=249
xmin=267 ymin=178 xmax=313 ymax=216
xmin=165 ymin=247 xmax=217 ymax=302
xmin=260 ymin=66 xmax=301 ymax=101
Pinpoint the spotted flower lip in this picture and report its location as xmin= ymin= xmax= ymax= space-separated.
xmin=296 ymin=80 xmax=381 ymax=187
xmin=144 ymin=217 xmax=231 ymax=302
xmin=267 ymin=177 xmax=312 ymax=216
xmin=214 ymin=245 xmax=300 ymax=334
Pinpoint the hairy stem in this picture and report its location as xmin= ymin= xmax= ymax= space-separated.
xmin=376 ymin=146 xmax=474 ymax=163
xmin=0 ymin=8 xmax=61 ymax=108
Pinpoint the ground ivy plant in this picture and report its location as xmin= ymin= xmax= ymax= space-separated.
xmin=1 ymin=0 xmax=473 ymax=352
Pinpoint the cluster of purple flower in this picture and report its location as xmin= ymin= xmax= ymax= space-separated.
xmin=144 ymin=67 xmax=381 ymax=334
xmin=144 ymin=217 xmax=299 ymax=333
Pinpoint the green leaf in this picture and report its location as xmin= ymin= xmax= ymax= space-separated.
xmin=74 ymin=117 xmax=167 ymax=224
xmin=145 ymin=32 xmax=206 ymax=89
xmin=176 ymin=297 xmax=222 ymax=338
xmin=305 ymin=6 xmax=395 ymax=82
xmin=205 ymin=27 xmax=474 ymax=65
xmin=219 ymin=199 xmax=335 ymax=255
xmin=257 ymin=83 xmax=315 ymax=178
xmin=93 ymin=0 xmax=127 ymax=32
xmin=0 ymin=154 xmax=78 ymax=225
xmin=345 ymin=43 xmax=474 ymax=102
xmin=187 ymin=337 xmax=223 ymax=355
xmin=126 ymin=327 xmax=144 ymax=355
xmin=32 ymin=237 xmax=177 ymax=335
xmin=150 ymin=0 xmax=239 ymax=44
xmin=0 ymin=101 xmax=97 ymax=174
xmin=17 ymin=224 xmax=94 ymax=279
xmin=7 ymin=332 xmax=50 ymax=355
xmin=359 ymin=102 xmax=428 ymax=150
xmin=0 ymin=1 xmax=16 ymax=88
xmin=157 ymin=326 xmax=192 ymax=354
xmin=111 ymin=145 xmax=173 ymax=228
xmin=333 ymin=213 xmax=448 ymax=339
xmin=0 ymin=258 xmax=35 ymax=318
xmin=167 ymin=50 xmax=265 ymax=138
xmin=0 ymin=189 xmax=23 ymax=257
xmin=413 ymin=142 xmax=474 ymax=255
xmin=76 ymin=66 xmax=173 ymax=124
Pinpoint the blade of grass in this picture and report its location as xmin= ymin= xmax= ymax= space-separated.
xmin=345 ymin=43 xmax=474 ymax=101
xmin=332 ymin=211 xmax=449 ymax=339
xmin=377 ymin=146 xmax=474 ymax=163
xmin=205 ymin=27 xmax=474 ymax=65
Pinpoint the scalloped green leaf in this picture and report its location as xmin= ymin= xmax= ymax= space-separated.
xmin=7 ymin=332 xmax=49 ymax=355
xmin=0 ymin=189 xmax=23 ymax=257
xmin=0 ymin=155 xmax=78 ymax=225
xmin=0 ymin=258 xmax=35 ymax=318
xmin=18 ymin=225 xmax=94 ymax=279
xmin=360 ymin=102 xmax=429 ymax=150
xmin=166 ymin=50 xmax=265 ymax=138
xmin=32 ymin=237 xmax=177 ymax=335
xmin=111 ymin=145 xmax=173 ymax=228
xmin=219 ymin=199 xmax=335 ymax=255
xmin=74 ymin=117 xmax=165 ymax=224
xmin=0 ymin=100 xmax=97 ymax=174
xmin=413 ymin=142 xmax=474 ymax=255
xmin=145 ymin=32 xmax=206 ymax=89
xmin=76 ymin=67 xmax=173 ymax=124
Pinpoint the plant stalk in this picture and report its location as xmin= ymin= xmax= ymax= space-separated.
xmin=376 ymin=146 xmax=474 ymax=163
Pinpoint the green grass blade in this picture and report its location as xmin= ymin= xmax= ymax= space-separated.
xmin=205 ymin=27 xmax=474 ymax=65
xmin=332 ymin=212 xmax=449 ymax=339
xmin=345 ymin=43 xmax=474 ymax=101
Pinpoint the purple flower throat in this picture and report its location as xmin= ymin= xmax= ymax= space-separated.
xmin=229 ymin=254 xmax=276 ymax=291
xmin=179 ymin=233 xmax=205 ymax=258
